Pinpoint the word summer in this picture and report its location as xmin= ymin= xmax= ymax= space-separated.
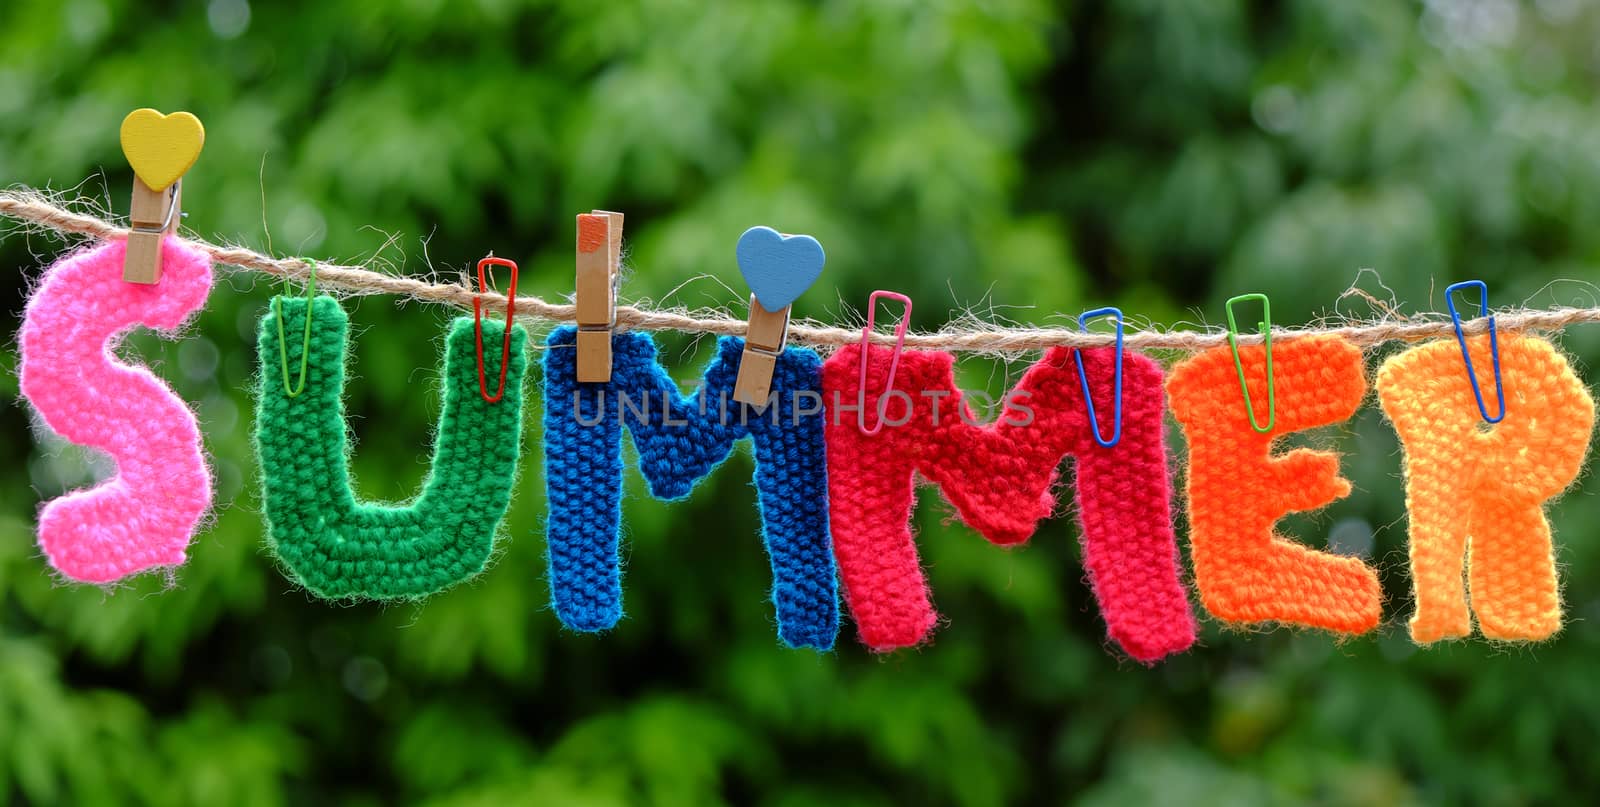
xmin=17 ymin=239 xmax=1596 ymax=666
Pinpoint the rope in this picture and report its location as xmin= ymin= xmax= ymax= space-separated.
xmin=5 ymin=190 xmax=1598 ymax=352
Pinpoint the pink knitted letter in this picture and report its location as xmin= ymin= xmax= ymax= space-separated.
xmin=19 ymin=239 xmax=215 ymax=582
xmin=823 ymin=345 xmax=1195 ymax=662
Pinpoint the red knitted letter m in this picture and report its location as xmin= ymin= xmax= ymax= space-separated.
xmin=822 ymin=345 xmax=1195 ymax=662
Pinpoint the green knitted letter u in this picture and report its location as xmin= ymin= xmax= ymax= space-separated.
xmin=255 ymin=296 xmax=528 ymax=599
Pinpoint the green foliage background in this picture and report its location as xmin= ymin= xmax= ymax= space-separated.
xmin=4 ymin=1 xmax=1600 ymax=804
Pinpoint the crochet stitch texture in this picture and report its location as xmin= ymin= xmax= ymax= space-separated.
xmin=1167 ymin=335 xmax=1382 ymax=634
xmin=19 ymin=238 xmax=214 ymax=583
xmin=1377 ymin=333 xmax=1595 ymax=642
xmin=822 ymin=343 xmax=1196 ymax=662
xmin=255 ymin=296 xmax=528 ymax=599
xmin=543 ymin=328 xmax=838 ymax=650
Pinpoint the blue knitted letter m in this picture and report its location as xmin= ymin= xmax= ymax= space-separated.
xmin=542 ymin=328 xmax=838 ymax=650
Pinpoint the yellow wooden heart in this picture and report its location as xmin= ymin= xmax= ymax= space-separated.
xmin=120 ymin=109 xmax=205 ymax=191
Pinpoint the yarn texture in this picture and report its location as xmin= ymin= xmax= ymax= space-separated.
xmin=822 ymin=344 xmax=1196 ymax=662
xmin=255 ymin=296 xmax=528 ymax=599
xmin=1377 ymin=333 xmax=1595 ymax=642
xmin=1168 ymin=335 xmax=1382 ymax=634
xmin=543 ymin=328 xmax=838 ymax=651
xmin=19 ymin=238 xmax=214 ymax=583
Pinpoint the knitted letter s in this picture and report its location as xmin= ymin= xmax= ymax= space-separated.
xmin=1168 ymin=336 xmax=1382 ymax=634
xmin=19 ymin=239 xmax=214 ymax=582
xmin=256 ymin=296 xmax=527 ymax=599
xmin=1377 ymin=334 xmax=1595 ymax=642
xmin=823 ymin=345 xmax=1195 ymax=662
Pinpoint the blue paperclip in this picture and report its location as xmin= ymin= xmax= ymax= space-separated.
xmin=1445 ymin=280 xmax=1506 ymax=424
xmin=1073 ymin=306 xmax=1124 ymax=448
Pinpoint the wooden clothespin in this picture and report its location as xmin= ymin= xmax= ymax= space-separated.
xmin=732 ymin=226 xmax=826 ymax=409
xmin=119 ymin=109 xmax=205 ymax=284
xmin=575 ymin=210 xmax=624 ymax=382
xmin=733 ymin=295 xmax=791 ymax=407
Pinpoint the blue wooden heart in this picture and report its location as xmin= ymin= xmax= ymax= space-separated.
xmin=736 ymin=226 xmax=825 ymax=311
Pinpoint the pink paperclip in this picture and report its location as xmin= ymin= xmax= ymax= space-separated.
xmin=858 ymin=290 xmax=913 ymax=435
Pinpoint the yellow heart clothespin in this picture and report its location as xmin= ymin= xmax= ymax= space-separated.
xmin=120 ymin=109 xmax=204 ymax=191
xmin=119 ymin=109 xmax=204 ymax=284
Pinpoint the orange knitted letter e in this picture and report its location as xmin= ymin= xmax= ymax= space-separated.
xmin=1377 ymin=334 xmax=1595 ymax=643
xmin=1168 ymin=336 xmax=1382 ymax=634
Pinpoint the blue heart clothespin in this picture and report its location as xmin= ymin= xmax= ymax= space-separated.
xmin=736 ymin=226 xmax=826 ymax=311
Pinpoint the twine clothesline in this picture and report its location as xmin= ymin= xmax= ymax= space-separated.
xmin=4 ymin=190 xmax=1600 ymax=353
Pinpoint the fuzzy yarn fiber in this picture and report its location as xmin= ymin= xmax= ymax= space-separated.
xmin=255 ymin=296 xmax=527 ymax=599
xmin=543 ymin=328 xmax=838 ymax=651
xmin=822 ymin=343 xmax=1195 ymax=662
xmin=19 ymin=238 xmax=214 ymax=583
xmin=1167 ymin=335 xmax=1382 ymax=634
xmin=1377 ymin=333 xmax=1595 ymax=642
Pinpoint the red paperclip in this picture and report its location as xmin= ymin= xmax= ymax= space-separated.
xmin=474 ymin=256 xmax=518 ymax=404
xmin=858 ymin=290 xmax=913 ymax=436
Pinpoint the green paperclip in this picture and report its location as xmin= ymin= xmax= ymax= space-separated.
xmin=275 ymin=258 xmax=318 ymax=398
xmin=1225 ymin=293 xmax=1275 ymax=433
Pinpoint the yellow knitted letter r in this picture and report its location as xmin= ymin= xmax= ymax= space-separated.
xmin=1378 ymin=334 xmax=1594 ymax=643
